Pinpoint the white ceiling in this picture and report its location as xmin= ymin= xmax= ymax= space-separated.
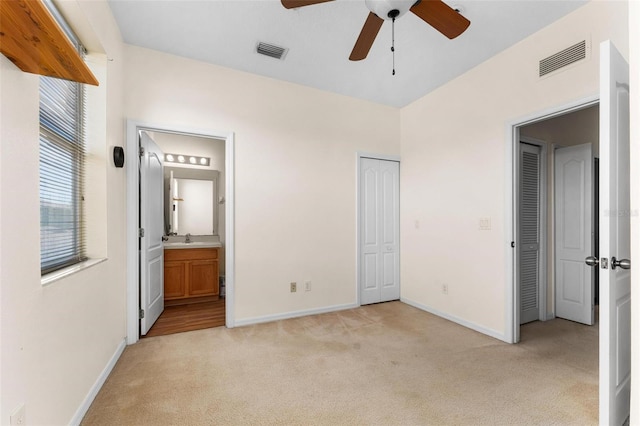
xmin=107 ymin=0 xmax=588 ymax=108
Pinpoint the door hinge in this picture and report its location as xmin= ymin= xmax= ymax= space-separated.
xmin=139 ymin=228 xmax=145 ymax=238
xmin=139 ymin=146 xmax=145 ymax=157
xmin=139 ymin=309 xmax=145 ymax=319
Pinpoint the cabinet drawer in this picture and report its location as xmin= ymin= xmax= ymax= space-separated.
xmin=164 ymin=247 xmax=218 ymax=261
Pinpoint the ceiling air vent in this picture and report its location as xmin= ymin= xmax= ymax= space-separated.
xmin=539 ymin=40 xmax=587 ymax=77
xmin=256 ymin=42 xmax=288 ymax=60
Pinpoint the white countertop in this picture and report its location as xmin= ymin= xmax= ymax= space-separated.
xmin=164 ymin=241 xmax=222 ymax=249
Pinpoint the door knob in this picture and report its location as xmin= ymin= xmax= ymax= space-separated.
xmin=585 ymin=256 xmax=599 ymax=267
xmin=611 ymin=257 xmax=631 ymax=270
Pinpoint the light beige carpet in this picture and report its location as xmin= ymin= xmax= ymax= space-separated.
xmin=82 ymin=301 xmax=597 ymax=425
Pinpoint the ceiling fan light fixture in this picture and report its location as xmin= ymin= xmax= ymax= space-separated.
xmin=365 ymin=0 xmax=412 ymax=20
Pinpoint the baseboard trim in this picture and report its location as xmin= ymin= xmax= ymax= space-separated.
xmin=234 ymin=303 xmax=359 ymax=327
xmin=400 ymin=298 xmax=509 ymax=343
xmin=70 ymin=338 xmax=126 ymax=426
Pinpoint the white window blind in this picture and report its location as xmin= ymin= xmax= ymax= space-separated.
xmin=39 ymin=36 xmax=87 ymax=275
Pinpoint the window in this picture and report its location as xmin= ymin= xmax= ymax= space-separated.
xmin=39 ymin=76 xmax=87 ymax=274
xmin=39 ymin=22 xmax=88 ymax=275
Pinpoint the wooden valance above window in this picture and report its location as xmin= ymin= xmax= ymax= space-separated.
xmin=0 ymin=0 xmax=99 ymax=86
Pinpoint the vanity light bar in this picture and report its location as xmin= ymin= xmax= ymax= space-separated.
xmin=164 ymin=153 xmax=210 ymax=167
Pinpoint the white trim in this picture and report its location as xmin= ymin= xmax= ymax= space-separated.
xmin=357 ymin=152 xmax=401 ymax=162
xmin=401 ymin=298 xmax=508 ymax=343
xmin=505 ymin=123 xmax=517 ymax=343
xmin=41 ymin=258 xmax=106 ymax=286
xmin=355 ymin=152 xmax=401 ymax=307
xmin=69 ymin=339 xmax=126 ymax=426
xmin=234 ymin=303 xmax=359 ymax=327
xmin=504 ymin=95 xmax=599 ymax=344
xmin=549 ymin=143 xmax=557 ymax=320
xmin=225 ymin=133 xmax=235 ymax=328
xmin=125 ymin=120 xmax=138 ymax=345
xmin=126 ymin=120 xmax=235 ymax=344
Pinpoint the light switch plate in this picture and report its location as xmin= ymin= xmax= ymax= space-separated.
xmin=10 ymin=404 xmax=25 ymax=426
xmin=479 ymin=217 xmax=491 ymax=230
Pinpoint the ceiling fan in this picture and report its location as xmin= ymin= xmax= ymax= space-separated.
xmin=281 ymin=0 xmax=470 ymax=61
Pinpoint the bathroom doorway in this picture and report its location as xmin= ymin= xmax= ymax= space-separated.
xmin=144 ymin=131 xmax=227 ymax=337
xmin=125 ymin=121 xmax=235 ymax=344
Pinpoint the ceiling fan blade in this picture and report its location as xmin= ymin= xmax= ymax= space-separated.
xmin=349 ymin=12 xmax=384 ymax=61
xmin=410 ymin=0 xmax=470 ymax=39
xmin=281 ymin=0 xmax=334 ymax=9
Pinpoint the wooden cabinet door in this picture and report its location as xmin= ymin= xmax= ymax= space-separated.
xmin=189 ymin=259 xmax=219 ymax=296
xmin=164 ymin=260 xmax=187 ymax=299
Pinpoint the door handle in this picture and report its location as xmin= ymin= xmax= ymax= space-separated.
xmin=611 ymin=257 xmax=631 ymax=270
xmin=585 ymin=256 xmax=599 ymax=267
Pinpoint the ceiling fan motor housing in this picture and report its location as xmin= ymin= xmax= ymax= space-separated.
xmin=365 ymin=0 xmax=412 ymax=20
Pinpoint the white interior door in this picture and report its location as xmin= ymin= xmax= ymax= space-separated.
xmin=519 ymin=143 xmax=542 ymax=324
xmin=360 ymin=158 xmax=400 ymax=305
xmin=140 ymin=131 xmax=165 ymax=335
xmin=598 ymin=40 xmax=631 ymax=426
xmin=555 ymin=143 xmax=594 ymax=325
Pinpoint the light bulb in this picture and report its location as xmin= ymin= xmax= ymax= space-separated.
xmin=178 ymin=155 xmax=185 ymax=163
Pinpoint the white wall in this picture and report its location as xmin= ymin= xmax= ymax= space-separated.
xmin=400 ymin=1 xmax=628 ymax=338
xmin=0 ymin=1 xmax=125 ymax=424
xmin=123 ymin=45 xmax=400 ymax=321
xmin=521 ymin=104 xmax=599 ymax=152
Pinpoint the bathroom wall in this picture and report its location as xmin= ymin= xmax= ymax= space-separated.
xmin=151 ymin=132 xmax=227 ymax=273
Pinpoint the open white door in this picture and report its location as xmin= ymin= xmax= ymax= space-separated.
xmin=555 ymin=143 xmax=594 ymax=325
xmin=597 ymin=40 xmax=631 ymax=426
xmin=140 ymin=131 xmax=165 ymax=335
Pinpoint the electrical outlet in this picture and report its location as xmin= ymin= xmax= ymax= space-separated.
xmin=305 ymin=281 xmax=311 ymax=291
xmin=10 ymin=404 xmax=25 ymax=426
xmin=442 ymin=284 xmax=449 ymax=295
xmin=290 ymin=282 xmax=297 ymax=292
xmin=479 ymin=217 xmax=492 ymax=230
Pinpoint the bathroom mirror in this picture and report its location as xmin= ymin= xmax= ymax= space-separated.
xmin=164 ymin=167 xmax=219 ymax=236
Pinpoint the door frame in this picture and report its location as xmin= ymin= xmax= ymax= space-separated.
xmin=355 ymin=152 xmax=401 ymax=307
xmin=505 ymin=95 xmax=599 ymax=343
xmin=126 ymin=120 xmax=235 ymax=344
xmin=517 ymin=136 xmax=550 ymax=325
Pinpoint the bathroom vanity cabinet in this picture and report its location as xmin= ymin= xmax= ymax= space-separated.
xmin=164 ymin=247 xmax=219 ymax=304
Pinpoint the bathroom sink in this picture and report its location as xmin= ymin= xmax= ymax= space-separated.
xmin=163 ymin=241 xmax=221 ymax=249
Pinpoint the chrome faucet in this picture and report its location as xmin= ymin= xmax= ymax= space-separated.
xmin=185 ymin=233 xmax=191 ymax=243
